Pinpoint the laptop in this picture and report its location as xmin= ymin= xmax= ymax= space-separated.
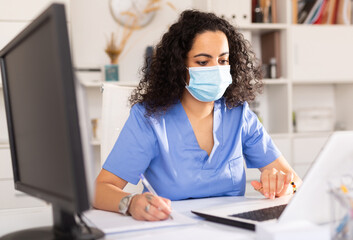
xmin=192 ymin=131 xmax=353 ymax=230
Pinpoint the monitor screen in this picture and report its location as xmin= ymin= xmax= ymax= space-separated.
xmin=0 ymin=3 xmax=103 ymax=239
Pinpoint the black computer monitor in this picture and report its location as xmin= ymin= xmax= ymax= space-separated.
xmin=0 ymin=4 xmax=104 ymax=239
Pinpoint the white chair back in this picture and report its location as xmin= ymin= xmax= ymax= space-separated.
xmin=101 ymin=83 xmax=143 ymax=193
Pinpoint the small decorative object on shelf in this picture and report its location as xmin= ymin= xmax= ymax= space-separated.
xmin=269 ymin=57 xmax=277 ymax=79
xmin=91 ymin=118 xmax=101 ymax=141
xmin=253 ymin=1 xmax=264 ymax=23
xmin=104 ymin=33 xmax=120 ymax=81
xmin=104 ymin=0 xmax=176 ymax=81
xmin=252 ymin=0 xmax=277 ymax=23
xmin=145 ymin=46 xmax=154 ymax=74
xmin=104 ymin=64 xmax=119 ymax=82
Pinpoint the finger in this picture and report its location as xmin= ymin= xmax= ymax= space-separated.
xmin=251 ymin=180 xmax=263 ymax=193
xmin=145 ymin=204 xmax=169 ymax=220
xmin=269 ymin=171 xmax=277 ymax=199
xmin=283 ymin=172 xmax=294 ymax=194
xmin=285 ymin=172 xmax=294 ymax=185
xmin=142 ymin=207 xmax=160 ymax=222
xmin=276 ymin=171 xmax=285 ymax=195
xmin=148 ymin=195 xmax=172 ymax=215
xmin=130 ymin=200 xmax=159 ymax=221
xmin=261 ymin=171 xmax=270 ymax=198
xmin=161 ymin=197 xmax=172 ymax=207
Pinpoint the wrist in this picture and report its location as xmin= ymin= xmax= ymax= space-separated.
xmin=118 ymin=193 xmax=138 ymax=215
xmin=127 ymin=194 xmax=138 ymax=215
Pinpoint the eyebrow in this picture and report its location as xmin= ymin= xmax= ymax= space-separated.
xmin=193 ymin=52 xmax=229 ymax=58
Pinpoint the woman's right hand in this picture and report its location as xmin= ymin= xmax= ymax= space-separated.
xmin=128 ymin=192 xmax=172 ymax=221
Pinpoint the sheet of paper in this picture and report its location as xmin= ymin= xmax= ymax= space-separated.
xmin=83 ymin=209 xmax=198 ymax=234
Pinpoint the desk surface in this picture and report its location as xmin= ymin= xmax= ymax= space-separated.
xmin=0 ymin=196 xmax=255 ymax=239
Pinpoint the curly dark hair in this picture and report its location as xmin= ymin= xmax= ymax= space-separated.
xmin=129 ymin=9 xmax=263 ymax=116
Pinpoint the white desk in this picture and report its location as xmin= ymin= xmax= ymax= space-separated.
xmin=0 ymin=196 xmax=255 ymax=239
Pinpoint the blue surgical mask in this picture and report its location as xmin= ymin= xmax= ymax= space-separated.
xmin=186 ymin=65 xmax=232 ymax=102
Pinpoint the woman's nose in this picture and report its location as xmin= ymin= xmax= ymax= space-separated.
xmin=210 ymin=59 xmax=220 ymax=66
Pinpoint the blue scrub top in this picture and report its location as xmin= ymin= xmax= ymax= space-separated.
xmin=103 ymin=98 xmax=281 ymax=200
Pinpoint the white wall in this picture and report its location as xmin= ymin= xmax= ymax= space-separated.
xmin=0 ymin=0 xmax=193 ymax=84
xmin=70 ymin=0 xmax=192 ymax=83
xmin=0 ymin=0 xmax=70 ymax=144
xmin=0 ymin=0 xmax=72 ymax=210
xmin=0 ymin=0 xmax=194 ymax=149
xmin=0 ymin=0 xmax=194 ymax=210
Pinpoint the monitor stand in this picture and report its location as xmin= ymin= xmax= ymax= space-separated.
xmin=1 ymin=205 xmax=105 ymax=240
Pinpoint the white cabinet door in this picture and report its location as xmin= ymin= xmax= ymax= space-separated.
xmin=292 ymin=135 xmax=329 ymax=179
xmin=291 ymin=26 xmax=353 ymax=81
xmin=293 ymin=136 xmax=329 ymax=165
xmin=0 ymin=180 xmax=47 ymax=209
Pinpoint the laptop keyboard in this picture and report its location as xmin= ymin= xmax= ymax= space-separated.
xmin=229 ymin=204 xmax=287 ymax=222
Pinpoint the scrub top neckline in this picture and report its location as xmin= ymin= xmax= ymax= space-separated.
xmin=178 ymin=99 xmax=222 ymax=162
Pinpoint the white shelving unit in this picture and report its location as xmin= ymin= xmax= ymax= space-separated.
xmin=193 ymin=0 xmax=353 ymax=196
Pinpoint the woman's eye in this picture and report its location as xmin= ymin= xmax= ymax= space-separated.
xmin=196 ymin=61 xmax=208 ymax=66
xmin=219 ymin=59 xmax=229 ymax=65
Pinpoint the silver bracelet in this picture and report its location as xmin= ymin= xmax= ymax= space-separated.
xmin=118 ymin=193 xmax=138 ymax=215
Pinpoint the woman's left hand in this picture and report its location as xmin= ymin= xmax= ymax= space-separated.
xmin=251 ymin=168 xmax=293 ymax=199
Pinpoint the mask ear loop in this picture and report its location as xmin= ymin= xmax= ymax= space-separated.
xmin=185 ymin=67 xmax=190 ymax=87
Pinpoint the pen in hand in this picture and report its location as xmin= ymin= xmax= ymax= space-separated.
xmin=139 ymin=173 xmax=173 ymax=220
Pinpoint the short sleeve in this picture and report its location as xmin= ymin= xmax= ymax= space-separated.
xmin=102 ymin=104 xmax=157 ymax=184
xmin=242 ymin=102 xmax=282 ymax=168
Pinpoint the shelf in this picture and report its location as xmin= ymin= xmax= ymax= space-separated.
xmin=263 ymin=78 xmax=288 ymax=85
xmin=290 ymin=24 xmax=353 ymax=29
xmin=270 ymin=133 xmax=291 ymax=138
xmin=238 ymin=23 xmax=287 ymax=34
xmin=91 ymin=140 xmax=100 ymax=146
xmin=80 ymin=80 xmax=102 ymax=88
xmin=292 ymin=131 xmax=333 ymax=138
xmin=0 ymin=143 xmax=10 ymax=149
xmin=269 ymin=131 xmax=336 ymax=139
xmin=292 ymin=79 xmax=353 ymax=85
xmin=80 ymin=80 xmax=138 ymax=88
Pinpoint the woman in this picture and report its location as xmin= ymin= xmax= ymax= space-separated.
xmin=94 ymin=10 xmax=302 ymax=221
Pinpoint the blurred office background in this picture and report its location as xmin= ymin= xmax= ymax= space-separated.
xmin=1 ymin=0 xmax=353 ymax=209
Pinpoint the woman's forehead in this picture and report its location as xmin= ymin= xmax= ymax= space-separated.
xmin=189 ymin=31 xmax=229 ymax=55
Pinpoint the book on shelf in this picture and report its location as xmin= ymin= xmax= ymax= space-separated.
xmin=252 ymin=0 xmax=278 ymax=23
xmin=327 ymin=0 xmax=338 ymax=24
xmin=261 ymin=31 xmax=281 ymax=79
xmin=292 ymin=0 xmax=299 ymax=23
xmin=336 ymin=0 xmax=352 ymax=24
xmin=314 ymin=0 xmax=329 ymax=23
xmin=271 ymin=0 xmax=278 ymax=23
xmin=297 ymin=0 xmax=317 ymax=23
xmin=303 ymin=0 xmax=326 ymax=24
xmin=324 ymin=0 xmax=351 ymax=24
xmin=294 ymin=0 xmax=352 ymax=24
